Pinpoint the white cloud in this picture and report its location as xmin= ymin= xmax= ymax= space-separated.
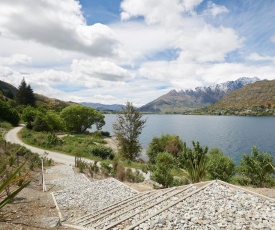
xmin=120 ymin=0 xmax=203 ymax=26
xmin=110 ymin=22 xmax=177 ymax=63
xmin=204 ymin=1 xmax=229 ymax=17
xmin=0 ymin=0 xmax=118 ymax=57
xmin=248 ymin=52 xmax=275 ymax=64
xmin=71 ymin=59 xmax=133 ymax=82
xmin=139 ymin=58 xmax=275 ymax=90
xmin=272 ymin=35 xmax=275 ymax=43
xmin=0 ymin=54 xmax=32 ymax=66
xmin=176 ymin=25 xmax=243 ymax=62
xmin=1 ymin=0 xmax=274 ymax=107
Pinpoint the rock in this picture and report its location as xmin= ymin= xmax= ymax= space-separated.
xmin=43 ymin=217 xmax=60 ymax=228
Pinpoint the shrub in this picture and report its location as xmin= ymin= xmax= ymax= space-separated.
xmin=125 ymin=168 xmax=145 ymax=183
xmin=0 ymin=100 xmax=20 ymax=126
xmin=239 ymin=147 xmax=275 ymax=187
xmin=88 ymin=162 xmax=99 ymax=178
xmin=178 ymin=141 xmax=208 ymax=183
xmin=32 ymin=114 xmax=50 ymax=132
xmin=151 ymin=152 xmax=174 ymax=188
xmin=207 ymin=148 xmax=235 ymax=182
xmin=100 ymin=162 xmax=112 ymax=176
xmin=75 ymin=159 xmax=87 ymax=173
xmin=101 ymin=131 xmax=110 ymax=137
xmin=172 ymin=177 xmax=184 ymax=186
xmin=89 ymin=145 xmax=114 ymax=160
xmin=147 ymin=134 xmax=185 ymax=164
xmin=45 ymin=133 xmax=63 ymax=147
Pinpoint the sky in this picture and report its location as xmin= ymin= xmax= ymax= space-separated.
xmin=0 ymin=0 xmax=275 ymax=107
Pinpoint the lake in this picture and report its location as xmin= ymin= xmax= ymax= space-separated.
xmin=94 ymin=114 xmax=275 ymax=163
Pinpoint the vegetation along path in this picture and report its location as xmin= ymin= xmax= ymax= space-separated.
xmin=5 ymin=125 xmax=94 ymax=166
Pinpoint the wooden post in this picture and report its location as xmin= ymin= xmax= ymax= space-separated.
xmin=41 ymin=158 xmax=46 ymax=192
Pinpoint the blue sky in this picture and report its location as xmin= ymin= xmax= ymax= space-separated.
xmin=0 ymin=0 xmax=275 ymax=106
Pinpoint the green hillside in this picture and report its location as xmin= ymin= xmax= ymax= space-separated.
xmin=205 ymin=80 xmax=275 ymax=116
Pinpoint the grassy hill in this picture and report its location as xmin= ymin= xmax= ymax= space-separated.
xmin=210 ymin=80 xmax=275 ymax=109
xmin=202 ymin=80 xmax=275 ymax=116
xmin=0 ymin=80 xmax=75 ymax=111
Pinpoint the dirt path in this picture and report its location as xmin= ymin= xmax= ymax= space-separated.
xmin=104 ymin=136 xmax=118 ymax=153
xmin=4 ymin=126 xmax=94 ymax=166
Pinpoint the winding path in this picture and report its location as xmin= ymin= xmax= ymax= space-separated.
xmin=4 ymin=125 xmax=94 ymax=166
xmin=4 ymin=126 xmax=150 ymax=180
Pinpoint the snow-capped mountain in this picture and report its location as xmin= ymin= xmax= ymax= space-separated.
xmin=140 ymin=77 xmax=260 ymax=113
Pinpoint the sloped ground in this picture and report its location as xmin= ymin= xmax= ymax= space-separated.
xmin=1 ymin=164 xmax=274 ymax=230
xmin=66 ymin=180 xmax=275 ymax=230
xmin=47 ymin=165 xmax=138 ymax=222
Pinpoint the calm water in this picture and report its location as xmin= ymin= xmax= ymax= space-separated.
xmin=95 ymin=114 xmax=275 ymax=163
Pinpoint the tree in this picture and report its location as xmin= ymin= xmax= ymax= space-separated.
xmin=239 ymin=147 xmax=275 ymax=187
xmin=179 ymin=141 xmax=208 ymax=183
xmin=21 ymin=106 xmax=38 ymax=129
xmin=113 ymin=102 xmax=146 ymax=160
xmin=151 ymin=152 xmax=174 ymax=188
xmin=207 ymin=148 xmax=235 ymax=182
xmin=60 ymin=105 xmax=105 ymax=133
xmin=15 ymin=78 xmax=35 ymax=106
xmin=45 ymin=111 xmax=64 ymax=132
xmin=147 ymin=134 xmax=184 ymax=164
xmin=0 ymin=100 xmax=20 ymax=126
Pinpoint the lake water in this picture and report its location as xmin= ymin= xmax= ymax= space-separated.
xmin=94 ymin=114 xmax=275 ymax=163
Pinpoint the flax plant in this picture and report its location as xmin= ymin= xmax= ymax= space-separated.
xmin=0 ymin=149 xmax=31 ymax=219
xmin=179 ymin=141 xmax=208 ymax=183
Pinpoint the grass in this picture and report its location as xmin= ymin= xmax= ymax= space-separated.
xmin=19 ymin=128 xmax=147 ymax=170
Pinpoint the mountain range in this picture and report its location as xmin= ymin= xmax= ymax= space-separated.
xmin=139 ymin=77 xmax=259 ymax=113
xmin=80 ymin=102 xmax=126 ymax=111
xmin=2 ymin=77 xmax=272 ymax=114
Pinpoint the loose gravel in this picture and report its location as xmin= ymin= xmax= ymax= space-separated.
xmin=46 ymin=165 xmax=138 ymax=215
xmin=135 ymin=181 xmax=275 ymax=230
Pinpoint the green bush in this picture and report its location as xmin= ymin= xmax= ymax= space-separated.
xmin=89 ymin=145 xmax=114 ymax=160
xmin=125 ymin=168 xmax=145 ymax=183
xmin=151 ymin=152 xmax=174 ymax=188
xmin=207 ymin=148 xmax=235 ymax=182
xmin=100 ymin=162 xmax=112 ymax=176
xmin=147 ymin=134 xmax=185 ymax=164
xmin=178 ymin=141 xmax=208 ymax=183
xmin=101 ymin=131 xmax=110 ymax=137
xmin=45 ymin=133 xmax=63 ymax=147
xmin=238 ymin=147 xmax=275 ymax=187
xmin=0 ymin=100 xmax=20 ymax=126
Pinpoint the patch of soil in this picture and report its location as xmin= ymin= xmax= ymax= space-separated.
xmin=0 ymin=169 xmax=72 ymax=230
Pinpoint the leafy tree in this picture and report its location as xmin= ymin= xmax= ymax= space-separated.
xmin=179 ymin=141 xmax=208 ymax=183
xmin=113 ymin=102 xmax=146 ymax=160
xmin=15 ymin=78 xmax=35 ymax=106
xmin=207 ymin=148 xmax=235 ymax=182
xmin=21 ymin=106 xmax=38 ymax=129
xmin=45 ymin=111 xmax=64 ymax=132
xmin=60 ymin=105 xmax=105 ymax=133
xmin=32 ymin=114 xmax=50 ymax=132
xmin=147 ymin=134 xmax=184 ymax=163
xmin=151 ymin=152 xmax=174 ymax=188
xmin=0 ymin=100 xmax=20 ymax=126
xmin=239 ymin=147 xmax=275 ymax=187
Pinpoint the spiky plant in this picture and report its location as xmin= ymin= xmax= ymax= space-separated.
xmin=0 ymin=149 xmax=31 ymax=219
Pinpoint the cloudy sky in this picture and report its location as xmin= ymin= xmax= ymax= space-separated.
xmin=0 ymin=0 xmax=275 ymax=106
